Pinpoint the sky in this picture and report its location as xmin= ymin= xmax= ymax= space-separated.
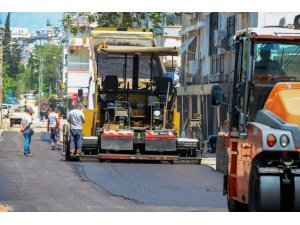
xmin=0 ymin=12 xmax=63 ymax=32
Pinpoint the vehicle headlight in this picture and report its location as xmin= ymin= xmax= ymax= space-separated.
xmin=280 ymin=134 xmax=289 ymax=147
xmin=153 ymin=110 xmax=161 ymax=117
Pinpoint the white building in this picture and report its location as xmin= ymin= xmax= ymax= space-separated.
xmin=11 ymin=27 xmax=30 ymax=39
xmin=161 ymin=25 xmax=182 ymax=70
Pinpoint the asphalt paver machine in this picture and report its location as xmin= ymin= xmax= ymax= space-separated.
xmin=63 ymin=28 xmax=200 ymax=163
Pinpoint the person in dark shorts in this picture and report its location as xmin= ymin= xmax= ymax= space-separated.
xmin=47 ymin=108 xmax=60 ymax=150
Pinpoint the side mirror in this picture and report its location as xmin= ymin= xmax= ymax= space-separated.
xmin=211 ymin=85 xmax=222 ymax=107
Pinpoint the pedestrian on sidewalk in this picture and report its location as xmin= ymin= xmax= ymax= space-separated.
xmin=20 ymin=106 xmax=34 ymax=156
xmin=39 ymin=98 xmax=47 ymax=121
xmin=47 ymin=108 xmax=60 ymax=150
xmin=55 ymin=108 xmax=62 ymax=149
xmin=68 ymin=103 xmax=85 ymax=155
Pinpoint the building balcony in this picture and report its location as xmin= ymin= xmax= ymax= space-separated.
xmin=210 ymin=54 xmax=224 ymax=76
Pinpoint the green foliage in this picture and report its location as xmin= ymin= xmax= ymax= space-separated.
xmin=2 ymin=12 xmax=22 ymax=97
xmin=29 ymin=44 xmax=63 ymax=97
xmin=16 ymin=64 xmax=31 ymax=98
xmin=2 ymin=64 xmax=17 ymax=98
xmin=147 ymin=13 xmax=167 ymax=35
xmin=62 ymin=12 xmax=168 ymax=36
xmin=95 ymin=12 xmax=122 ymax=27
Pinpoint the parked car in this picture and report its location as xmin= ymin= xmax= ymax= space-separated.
xmin=5 ymin=97 xmax=21 ymax=111
xmin=23 ymin=93 xmax=34 ymax=99
xmin=5 ymin=97 xmax=20 ymax=105
xmin=1 ymin=104 xmax=10 ymax=118
xmin=9 ymin=108 xmax=25 ymax=127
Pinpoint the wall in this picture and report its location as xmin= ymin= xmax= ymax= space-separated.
xmin=162 ymin=26 xmax=182 ymax=68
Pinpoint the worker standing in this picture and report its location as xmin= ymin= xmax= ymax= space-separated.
xmin=20 ymin=106 xmax=34 ymax=156
xmin=68 ymin=103 xmax=85 ymax=155
xmin=47 ymin=108 xmax=60 ymax=150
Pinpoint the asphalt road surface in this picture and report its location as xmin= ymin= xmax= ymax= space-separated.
xmin=0 ymin=128 xmax=227 ymax=212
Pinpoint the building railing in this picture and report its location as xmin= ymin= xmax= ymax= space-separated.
xmin=186 ymin=50 xmax=196 ymax=61
xmin=210 ymin=54 xmax=224 ymax=76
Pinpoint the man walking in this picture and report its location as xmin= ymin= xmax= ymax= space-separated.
xmin=68 ymin=104 xmax=85 ymax=155
xmin=47 ymin=108 xmax=60 ymax=150
xmin=20 ymin=106 xmax=34 ymax=156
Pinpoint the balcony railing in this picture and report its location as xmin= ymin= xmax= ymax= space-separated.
xmin=186 ymin=50 xmax=196 ymax=61
xmin=210 ymin=54 xmax=224 ymax=76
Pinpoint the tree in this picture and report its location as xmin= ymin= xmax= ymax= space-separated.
xmin=61 ymin=12 xmax=169 ymax=36
xmin=29 ymin=44 xmax=63 ymax=97
xmin=3 ymin=12 xmax=11 ymax=62
xmin=2 ymin=12 xmax=21 ymax=98
xmin=2 ymin=66 xmax=17 ymax=98
xmin=94 ymin=12 xmax=122 ymax=27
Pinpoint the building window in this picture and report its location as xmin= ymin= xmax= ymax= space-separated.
xmin=226 ymin=15 xmax=236 ymax=51
xmin=209 ymin=12 xmax=218 ymax=56
xmin=187 ymin=37 xmax=197 ymax=61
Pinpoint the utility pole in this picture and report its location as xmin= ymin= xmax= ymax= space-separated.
xmin=38 ymin=57 xmax=41 ymax=115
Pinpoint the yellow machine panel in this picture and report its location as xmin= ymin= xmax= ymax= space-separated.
xmin=82 ymin=109 xmax=95 ymax=136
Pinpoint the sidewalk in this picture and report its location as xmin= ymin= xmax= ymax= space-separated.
xmin=201 ymin=151 xmax=216 ymax=170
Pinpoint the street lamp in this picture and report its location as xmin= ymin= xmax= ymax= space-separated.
xmin=32 ymin=54 xmax=44 ymax=117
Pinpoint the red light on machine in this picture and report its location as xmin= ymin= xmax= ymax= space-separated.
xmin=267 ymin=134 xmax=276 ymax=147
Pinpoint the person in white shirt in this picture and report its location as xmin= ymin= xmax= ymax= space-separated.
xmin=67 ymin=103 xmax=85 ymax=155
xmin=20 ymin=106 xmax=34 ymax=156
xmin=47 ymin=108 xmax=60 ymax=150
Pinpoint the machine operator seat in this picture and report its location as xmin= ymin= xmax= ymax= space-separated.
xmin=103 ymin=75 xmax=119 ymax=105
xmin=154 ymin=77 xmax=173 ymax=97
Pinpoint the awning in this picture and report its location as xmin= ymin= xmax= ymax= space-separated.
xmin=180 ymin=35 xmax=197 ymax=54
